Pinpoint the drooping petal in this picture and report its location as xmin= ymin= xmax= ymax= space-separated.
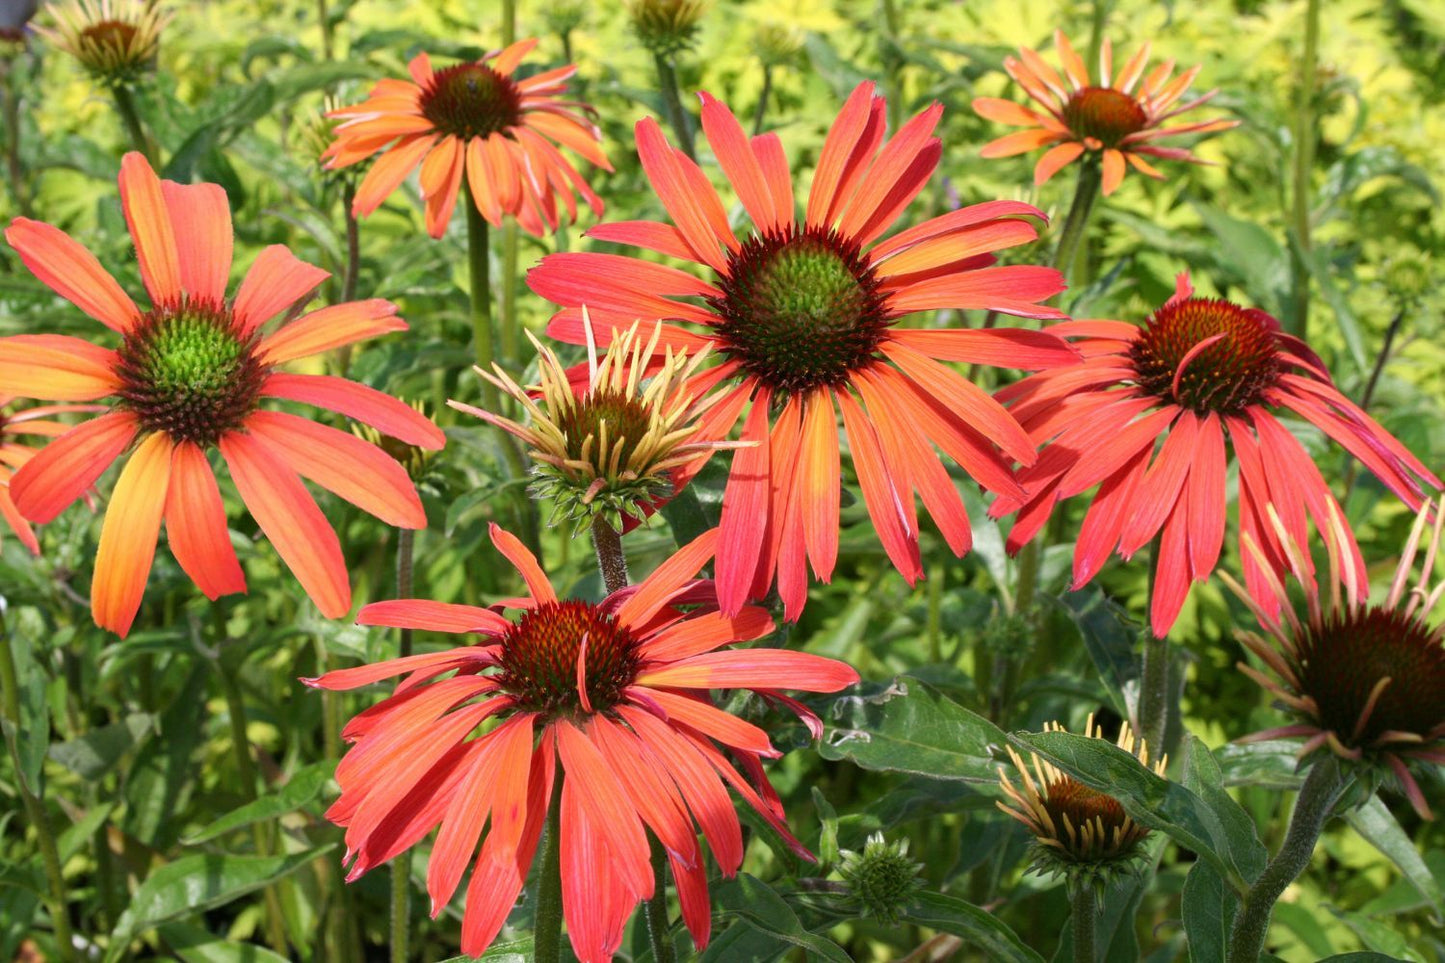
xmin=233 ymin=246 xmax=331 ymax=335
xmin=220 ymin=430 xmax=350 ymax=618
xmin=489 ymin=523 xmax=557 ymax=604
xmin=165 ymin=441 xmax=246 ymax=600
xmin=715 ymin=388 xmax=772 ymax=614
xmin=4 ymin=219 xmax=140 ymax=332
xmin=798 ymin=390 xmax=841 ymax=582
xmin=257 ymin=300 xmax=406 ymax=365
xmin=357 ymin=599 xmax=513 ymax=636
xmin=259 ymin=373 xmax=445 ymax=449
xmin=0 ymin=335 xmax=120 ymax=401
xmin=636 ymin=649 xmax=859 ymax=692
xmin=637 ymin=607 xmax=774 ymax=662
xmin=92 ymin=431 xmax=173 ymax=636
xmin=10 ymin=411 xmax=137 ymax=523
xmin=118 ymin=153 xmax=182 ymax=306
xmin=615 ymin=527 xmax=719 ymax=628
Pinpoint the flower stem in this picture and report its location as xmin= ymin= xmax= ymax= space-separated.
xmin=500 ymin=222 xmax=520 ymax=390
xmin=1 ymin=58 xmax=32 ymax=217
xmin=751 ymin=64 xmax=773 ymax=136
xmin=316 ymin=0 xmax=333 ymax=59
xmin=591 ymin=516 xmax=629 ymax=595
xmin=1286 ymin=0 xmax=1321 ymax=340
xmin=534 ymin=767 xmax=566 ymax=963
xmin=1138 ymin=537 xmax=1169 ymax=758
xmin=1227 ymin=756 xmax=1345 ymax=962
xmin=464 ymin=189 xmax=500 ymax=410
xmin=644 ymin=838 xmax=677 ymax=963
xmin=111 ymin=83 xmax=156 ymax=164
xmin=0 ymin=609 xmax=76 ymax=963
xmin=1072 ymin=885 xmax=1096 ymax=963
xmin=653 ymin=52 xmax=696 ymax=161
xmin=1051 ymin=157 xmax=1102 ymax=289
xmin=391 ymin=526 xmax=416 ymax=963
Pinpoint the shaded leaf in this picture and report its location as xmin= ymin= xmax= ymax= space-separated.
xmin=48 ymin=713 xmax=154 ymax=781
xmin=185 ymin=761 xmax=335 ymax=845
xmin=706 ymin=875 xmax=851 ymax=963
xmin=1345 ymin=795 xmax=1445 ymax=923
xmin=902 ymin=891 xmax=1045 ymax=963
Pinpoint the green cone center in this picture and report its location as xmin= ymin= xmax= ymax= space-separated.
xmin=1062 ymin=86 xmax=1149 ymax=148
xmin=1129 ymin=297 xmax=1282 ymax=414
xmin=420 ymin=63 xmax=521 ymax=140
xmin=712 ymin=226 xmax=888 ymax=394
xmin=115 ymin=301 xmax=264 ymax=446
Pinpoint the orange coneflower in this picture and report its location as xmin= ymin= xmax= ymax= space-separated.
xmin=992 ymin=273 xmax=1439 ymax=635
xmin=529 ymin=83 xmax=1078 ymax=619
xmin=1229 ymin=500 xmax=1445 ymax=820
xmin=308 ymin=524 xmax=858 ymax=962
xmin=974 ymin=30 xmax=1238 ymax=195
xmin=0 ymin=395 xmax=103 ymax=554
xmin=323 ymin=38 xmax=610 ymax=239
xmin=0 ymin=152 xmax=443 ymax=636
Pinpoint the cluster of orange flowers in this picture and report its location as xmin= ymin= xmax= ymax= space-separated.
xmin=3 ymin=7 xmax=1441 ymax=960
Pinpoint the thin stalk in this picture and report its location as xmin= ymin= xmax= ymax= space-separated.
xmin=1052 ymin=158 xmax=1102 ymax=291
xmin=644 ymin=838 xmax=676 ymax=963
xmin=1 ymin=59 xmax=32 ymax=217
xmin=500 ymin=223 xmax=520 ymax=375
xmin=316 ymin=0 xmax=334 ymax=59
xmin=653 ymin=53 xmax=696 ymax=161
xmin=751 ymin=64 xmax=773 ymax=136
xmin=390 ymin=527 xmax=416 ymax=963
xmin=1071 ymin=886 xmax=1096 ymax=963
xmin=879 ymin=0 xmax=903 ymax=131
xmin=111 ymin=84 xmax=156 ymax=164
xmin=1343 ymin=309 xmax=1405 ymax=499
xmin=1137 ymin=537 xmax=1169 ymax=759
xmin=591 ymin=516 xmax=629 ymax=595
xmin=213 ymin=616 xmax=289 ymax=954
xmin=502 ymin=0 xmax=517 ymax=45
xmin=1227 ymin=757 xmax=1344 ymax=962
xmin=465 ymin=189 xmax=500 ymax=407
xmin=335 ymin=183 xmax=361 ymax=377
xmin=1 ymin=610 xmax=76 ymax=963
xmin=533 ymin=768 xmax=566 ymax=963
xmin=1085 ymin=0 xmax=1111 ymax=71
xmin=1286 ymin=0 xmax=1321 ymax=339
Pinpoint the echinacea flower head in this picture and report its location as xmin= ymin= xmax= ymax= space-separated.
xmin=0 ymin=0 xmax=37 ymax=50
xmin=992 ymin=273 xmax=1441 ymax=636
xmin=35 ymin=0 xmax=167 ymax=86
xmin=529 ymin=83 xmax=1078 ymax=619
xmin=307 ymin=524 xmax=859 ymax=962
xmin=627 ymin=0 xmax=707 ymax=56
xmin=1228 ymin=499 xmax=1445 ymax=820
xmin=0 ymin=395 xmax=102 ymax=555
xmin=974 ymin=30 xmax=1238 ymax=195
xmin=0 ymin=152 xmax=443 ymax=636
xmin=837 ymin=832 xmax=925 ymax=925
xmin=322 ymin=39 xmax=610 ymax=239
xmin=998 ymin=716 xmax=1163 ymax=890
xmin=453 ymin=316 xmax=737 ymax=534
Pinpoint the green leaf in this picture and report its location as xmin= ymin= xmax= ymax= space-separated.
xmin=1181 ymin=860 xmax=1234 ymax=963
xmin=1055 ymin=586 xmax=1138 ymax=717
xmin=705 ymin=875 xmax=851 ymax=963
xmin=1290 ymin=235 xmax=1367 ymax=376
xmin=435 ymin=940 xmax=533 ymax=963
xmin=902 ymin=892 xmax=1045 ymax=963
xmin=1190 ymin=202 xmax=1290 ymax=310
xmin=184 ymin=761 xmax=335 ymax=845
xmin=1011 ymin=731 xmax=1245 ymax=892
xmin=1183 ymin=738 xmax=1267 ymax=883
xmin=819 ymin=677 xmax=1006 ymax=783
xmin=1215 ymin=740 xmax=1303 ymax=791
xmin=1345 ymin=795 xmax=1445 ymax=923
xmin=106 ymin=846 xmax=335 ymax=960
xmin=124 ymin=663 xmax=209 ymax=849
xmin=157 ymin=922 xmax=293 ymax=963
xmin=48 ymin=713 xmax=154 ymax=781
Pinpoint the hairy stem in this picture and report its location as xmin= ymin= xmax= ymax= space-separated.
xmin=1286 ymin=0 xmax=1321 ymax=339
xmin=1072 ymin=885 xmax=1096 ymax=963
xmin=1228 ymin=757 xmax=1344 ymax=962
xmin=644 ymin=838 xmax=677 ymax=963
xmin=1138 ymin=537 xmax=1169 ymax=758
xmin=316 ymin=0 xmax=333 ymax=59
xmin=1052 ymin=158 xmax=1102 ymax=291
xmin=1 ymin=610 xmax=76 ymax=963
xmin=111 ymin=83 xmax=156 ymax=164
xmin=653 ymin=53 xmax=696 ymax=161
xmin=752 ymin=64 xmax=773 ymax=136
xmin=591 ymin=516 xmax=629 ymax=595
xmin=534 ymin=768 xmax=566 ymax=963
xmin=390 ymin=526 xmax=416 ymax=962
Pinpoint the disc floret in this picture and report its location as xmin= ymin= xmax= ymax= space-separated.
xmin=113 ymin=299 xmax=265 ymax=446
xmin=38 ymin=0 xmax=168 ymax=85
xmin=1230 ymin=500 xmax=1445 ymax=818
xmin=419 ymin=62 xmax=521 ymax=141
xmin=454 ymin=316 xmax=736 ymax=533
xmin=999 ymin=717 xmax=1164 ymax=892
xmin=1129 ymin=297 xmax=1282 ymax=415
xmin=495 ymin=599 xmax=642 ymax=718
xmin=712 ymin=225 xmax=889 ymax=395
xmin=1062 ymin=86 xmax=1149 ymax=149
xmin=838 ymin=832 xmax=925 ymax=926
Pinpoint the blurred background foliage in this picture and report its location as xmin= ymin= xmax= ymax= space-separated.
xmin=1 ymin=0 xmax=1443 ymax=960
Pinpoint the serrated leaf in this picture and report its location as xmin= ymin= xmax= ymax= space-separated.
xmin=184 ymin=761 xmax=335 ymax=845
xmin=819 ymin=677 xmax=1006 ymax=783
xmin=902 ymin=892 xmax=1045 ymax=963
xmin=106 ymin=846 xmax=335 ymax=960
xmin=48 ymin=713 xmax=154 ymax=781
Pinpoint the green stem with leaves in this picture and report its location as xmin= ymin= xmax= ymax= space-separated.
xmin=1228 ymin=757 xmax=1345 ymax=962
xmin=111 ymin=83 xmax=156 ymax=164
xmin=1072 ymin=886 xmax=1096 ymax=963
xmin=1287 ymin=0 xmax=1321 ymax=339
xmin=390 ymin=527 xmax=416 ymax=963
xmin=1 ymin=610 xmax=76 ymax=963
xmin=1052 ymin=157 xmax=1103 ymax=292
xmin=653 ymin=52 xmax=695 ymax=161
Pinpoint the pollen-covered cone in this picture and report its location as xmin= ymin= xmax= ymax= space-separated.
xmin=0 ymin=395 xmax=103 ymax=555
xmin=974 ymin=30 xmax=1238 ymax=195
xmin=529 ymin=82 xmax=1080 ymax=621
xmin=306 ymin=525 xmax=858 ymax=962
xmin=1228 ymin=499 xmax=1445 ymax=820
xmin=992 ymin=272 xmax=1440 ymax=636
xmin=999 ymin=716 xmax=1163 ymax=888
xmin=322 ymin=38 xmax=610 ymax=239
xmin=35 ymin=0 xmax=167 ymax=85
xmin=0 ymin=152 xmax=443 ymax=636
xmin=452 ymin=317 xmax=738 ymax=533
